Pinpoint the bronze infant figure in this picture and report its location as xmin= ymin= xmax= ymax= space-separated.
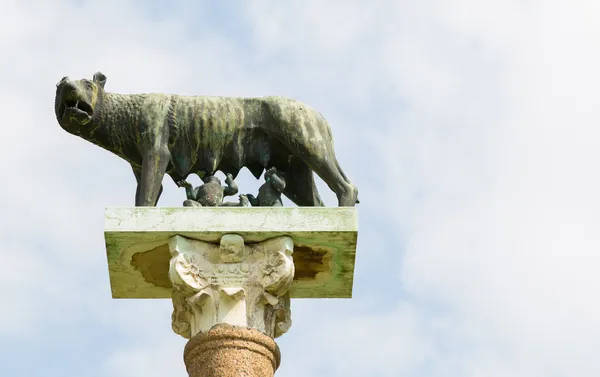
xmin=246 ymin=167 xmax=286 ymax=207
xmin=178 ymin=174 xmax=249 ymax=207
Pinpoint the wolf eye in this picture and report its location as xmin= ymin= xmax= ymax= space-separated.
xmin=84 ymin=81 xmax=94 ymax=90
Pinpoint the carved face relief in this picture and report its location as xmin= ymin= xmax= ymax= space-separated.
xmin=54 ymin=72 xmax=106 ymax=132
xmin=219 ymin=234 xmax=244 ymax=263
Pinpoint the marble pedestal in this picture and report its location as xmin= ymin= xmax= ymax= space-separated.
xmin=104 ymin=207 xmax=358 ymax=376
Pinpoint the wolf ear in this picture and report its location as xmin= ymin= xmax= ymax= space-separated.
xmin=92 ymin=72 xmax=107 ymax=89
xmin=56 ymin=76 xmax=69 ymax=87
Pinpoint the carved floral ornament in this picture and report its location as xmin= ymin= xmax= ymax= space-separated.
xmin=168 ymin=234 xmax=294 ymax=339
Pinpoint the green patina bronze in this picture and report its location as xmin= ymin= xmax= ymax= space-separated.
xmin=247 ymin=167 xmax=286 ymax=207
xmin=179 ymin=174 xmax=249 ymax=207
xmin=54 ymin=72 xmax=359 ymax=207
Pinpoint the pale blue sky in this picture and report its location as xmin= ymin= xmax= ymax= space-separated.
xmin=1 ymin=1 xmax=600 ymax=376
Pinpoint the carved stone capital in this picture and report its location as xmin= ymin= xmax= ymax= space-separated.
xmin=168 ymin=234 xmax=294 ymax=339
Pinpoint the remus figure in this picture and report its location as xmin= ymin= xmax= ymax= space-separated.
xmin=247 ymin=167 xmax=286 ymax=207
xmin=178 ymin=173 xmax=241 ymax=207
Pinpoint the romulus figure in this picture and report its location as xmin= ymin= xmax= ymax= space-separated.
xmin=178 ymin=173 xmax=249 ymax=207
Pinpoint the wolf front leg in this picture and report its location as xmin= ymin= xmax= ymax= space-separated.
xmin=135 ymin=146 xmax=170 ymax=206
xmin=132 ymin=165 xmax=164 ymax=206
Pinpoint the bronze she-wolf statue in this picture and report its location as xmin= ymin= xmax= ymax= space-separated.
xmin=54 ymin=72 xmax=359 ymax=207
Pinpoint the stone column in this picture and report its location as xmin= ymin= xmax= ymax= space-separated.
xmin=104 ymin=207 xmax=358 ymax=376
xmin=168 ymin=234 xmax=293 ymax=377
xmin=183 ymin=324 xmax=280 ymax=377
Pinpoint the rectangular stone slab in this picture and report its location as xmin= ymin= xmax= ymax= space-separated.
xmin=105 ymin=207 xmax=358 ymax=299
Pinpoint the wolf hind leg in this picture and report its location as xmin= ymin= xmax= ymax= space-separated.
xmin=303 ymin=150 xmax=358 ymax=207
xmin=282 ymin=158 xmax=325 ymax=206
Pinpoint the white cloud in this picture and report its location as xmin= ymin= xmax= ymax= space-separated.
xmin=383 ymin=1 xmax=600 ymax=376
xmin=103 ymin=334 xmax=187 ymax=377
xmin=2 ymin=0 xmax=600 ymax=376
xmin=283 ymin=301 xmax=433 ymax=377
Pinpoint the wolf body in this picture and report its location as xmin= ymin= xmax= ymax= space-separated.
xmin=54 ymin=72 xmax=358 ymax=207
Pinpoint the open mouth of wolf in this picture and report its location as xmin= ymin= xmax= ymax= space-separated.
xmin=59 ymin=98 xmax=93 ymax=122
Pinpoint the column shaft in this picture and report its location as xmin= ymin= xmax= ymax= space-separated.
xmin=184 ymin=324 xmax=281 ymax=377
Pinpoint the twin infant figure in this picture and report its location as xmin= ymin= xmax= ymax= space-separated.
xmin=177 ymin=167 xmax=286 ymax=207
